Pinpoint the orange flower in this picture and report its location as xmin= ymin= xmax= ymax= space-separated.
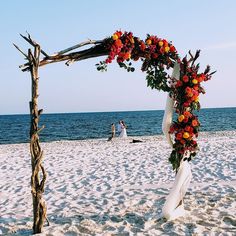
xmin=197 ymin=74 xmax=205 ymax=82
xmin=146 ymin=39 xmax=152 ymax=45
xmin=158 ymin=41 xmax=164 ymax=47
xmin=187 ymin=92 xmax=193 ymax=97
xmin=192 ymin=119 xmax=198 ymax=127
xmin=183 ymin=132 xmax=190 ymax=139
xmin=178 ymin=115 xmax=185 ymax=122
xmin=164 ymin=46 xmax=170 ymax=53
xmin=183 ymin=111 xmax=191 ymax=118
xmin=115 ymin=39 xmax=123 ymax=47
xmin=112 ymin=33 xmax=119 ymax=40
xmin=163 ymin=39 xmax=169 ymax=46
xmin=124 ymin=52 xmax=131 ymax=60
xmin=192 ymin=79 xmax=198 ymax=84
xmin=185 ymin=87 xmax=192 ymax=94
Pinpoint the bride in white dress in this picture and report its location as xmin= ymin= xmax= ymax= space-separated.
xmin=119 ymin=120 xmax=127 ymax=138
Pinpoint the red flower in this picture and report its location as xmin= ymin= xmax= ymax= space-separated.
xmin=182 ymin=75 xmax=189 ymax=83
xmin=183 ymin=111 xmax=191 ymax=118
xmin=169 ymin=125 xmax=175 ymax=133
xmin=170 ymin=45 xmax=176 ymax=52
xmin=183 ymin=102 xmax=190 ymax=107
xmin=105 ymin=58 xmax=112 ymax=63
xmin=152 ymin=53 xmax=158 ymax=59
xmin=175 ymin=80 xmax=183 ymax=87
xmin=163 ymin=39 xmax=168 ymax=46
xmin=192 ymin=140 xmax=197 ymax=146
xmin=185 ymin=87 xmax=192 ymax=94
xmin=140 ymin=42 xmax=146 ymax=51
xmin=180 ymin=139 xmax=186 ymax=144
xmin=115 ymin=31 xmax=122 ymax=38
xmin=185 ymin=126 xmax=191 ymax=132
xmin=160 ymin=47 xmax=165 ymax=54
xmin=176 ymin=132 xmax=183 ymax=140
xmin=179 ymin=150 xmax=185 ymax=154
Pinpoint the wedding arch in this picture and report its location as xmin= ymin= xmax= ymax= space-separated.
xmin=14 ymin=30 xmax=214 ymax=233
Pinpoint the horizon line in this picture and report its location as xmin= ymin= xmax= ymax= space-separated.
xmin=0 ymin=106 xmax=235 ymax=116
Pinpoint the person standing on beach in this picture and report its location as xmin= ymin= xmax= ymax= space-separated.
xmin=107 ymin=123 xmax=116 ymax=141
xmin=111 ymin=123 xmax=116 ymax=138
xmin=119 ymin=120 xmax=127 ymax=138
xmin=117 ymin=121 xmax=122 ymax=136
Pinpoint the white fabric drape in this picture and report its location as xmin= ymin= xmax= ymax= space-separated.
xmin=162 ymin=63 xmax=180 ymax=147
xmin=161 ymin=63 xmax=192 ymax=220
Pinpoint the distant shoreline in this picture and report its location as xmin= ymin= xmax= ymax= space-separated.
xmin=1 ymin=130 xmax=235 ymax=146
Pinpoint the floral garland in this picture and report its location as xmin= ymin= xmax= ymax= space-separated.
xmin=96 ymin=30 xmax=215 ymax=170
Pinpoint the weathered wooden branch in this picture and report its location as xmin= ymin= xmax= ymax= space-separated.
xmin=18 ymin=35 xmax=109 ymax=71
xmin=13 ymin=43 xmax=29 ymax=60
xmin=28 ymin=44 xmax=47 ymax=234
xmin=56 ymin=39 xmax=103 ymax=55
xmin=40 ymin=44 xmax=109 ymax=67
xmin=20 ymin=33 xmax=49 ymax=57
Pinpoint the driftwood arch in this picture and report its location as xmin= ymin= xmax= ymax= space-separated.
xmin=14 ymin=31 xmax=214 ymax=234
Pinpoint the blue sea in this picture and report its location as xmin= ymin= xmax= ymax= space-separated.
xmin=0 ymin=107 xmax=235 ymax=144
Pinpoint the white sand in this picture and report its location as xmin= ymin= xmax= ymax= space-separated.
xmin=0 ymin=131 xmax=236 ymax=236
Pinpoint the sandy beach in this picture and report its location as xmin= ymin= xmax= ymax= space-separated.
xmin=0 ymin=131 xmax=235 ymax=235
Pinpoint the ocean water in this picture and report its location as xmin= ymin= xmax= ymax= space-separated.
xmin=0 ymin=107 xmax=235 ymax=144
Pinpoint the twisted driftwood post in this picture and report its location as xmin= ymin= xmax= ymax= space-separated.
xmin=28 ymin=44 xmax=47 ymax=233
xmin=15 ymin=36 xmax=48 ymax=233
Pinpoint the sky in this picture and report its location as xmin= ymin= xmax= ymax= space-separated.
xmin=0 ymin=0 xmax=236 ymax=115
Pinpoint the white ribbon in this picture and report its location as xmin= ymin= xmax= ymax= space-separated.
xmin=161 ymin=62 xmax=192 ymax=220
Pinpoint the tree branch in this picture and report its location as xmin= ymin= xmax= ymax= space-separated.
xmin=13 ymin=43 xmax=29 ymax=60
xmin=19 ymin=43 xmax=109 ymax=71
xmin=20 ymin=33 xmax=49 ymax=58
xmin=55 ymin=39 xmax=103 ymax=55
